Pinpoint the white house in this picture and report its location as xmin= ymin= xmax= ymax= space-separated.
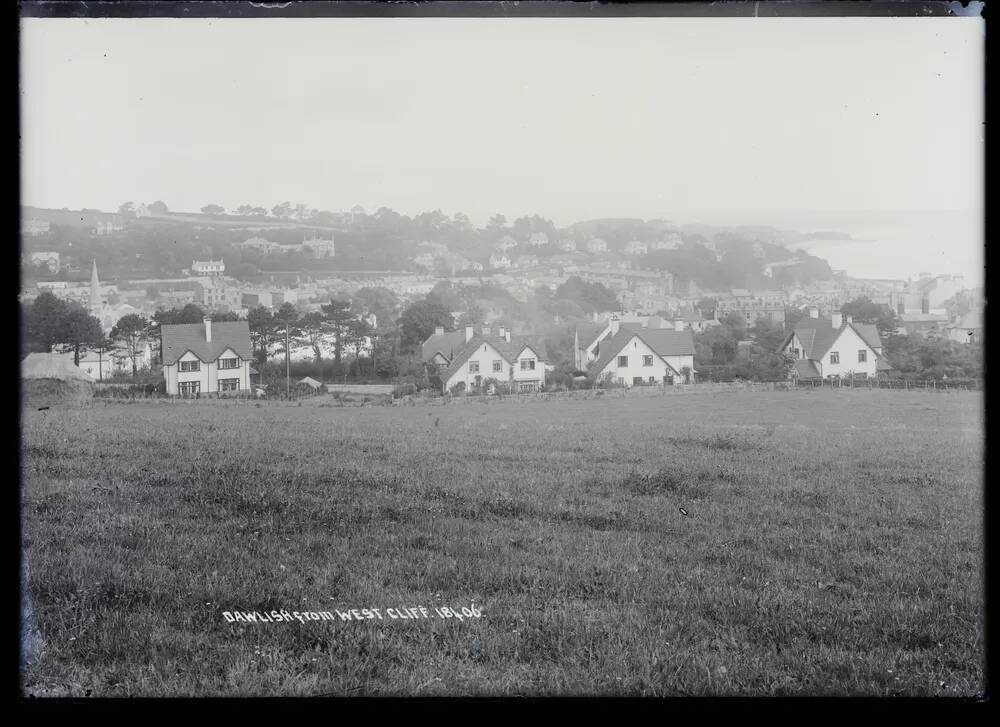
xmin=587 ymin=316 xmax=696 ymax=386
xmin=944 ymin=310 xmax=982 ymax=345
xmin=160 ymin=318 xmax=253 ymax=396
xmin=70 ymin=341 xmax=153 ymax=380
xmin=585 ymin=238 xmax=608 ymax=253
xmin=489 ymin=253 xmax=511 ymax=269
xmin=778 ymin=308 xmax=889 ymax=380
xmin=528 ymin=232 xmax=549 ymax=247
xmin=424 ymin=324 xmax=548 ymax=394
xmin=28 ymin=251 xmax=60 ymax=272
xmin=623 ymin=240 xmax=649 ymax=256
xmin=192 ymin=259 xmax=226 ymax=276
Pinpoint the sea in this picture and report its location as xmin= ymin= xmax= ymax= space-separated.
xmin=677 ymin=209 xmax=984 ymax=286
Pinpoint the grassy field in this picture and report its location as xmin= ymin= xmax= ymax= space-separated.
xmin=20 ymin=389 xmax=984 ymax=697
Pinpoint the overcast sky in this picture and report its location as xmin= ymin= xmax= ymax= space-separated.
xmin=20 ymin=17 xmax=983 ymax=229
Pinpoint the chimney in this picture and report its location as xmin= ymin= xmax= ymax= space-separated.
xmin=808 ymin=306 xmax=819 ymax=319
xmin=610 ymin=314 xmax=620 ymax=336
xmin=434 ymin=326 xmax=444 ymax=336
xmin=846 ymin=314 xmax=853 ymax=324
xmin=482 ymin=326 xmax=490 ymax=337
xmin=831 ymin=312 xmax=843 ymax=329
xmin=505 ymin=328 xmax=511 ymax=343
xmin=674 ymin=320 xmax=684 ymax=332
xmin=204 ymin=317 xmax=212 ymax=342
xmin=465 ymin=324 xmax=474 ymax=343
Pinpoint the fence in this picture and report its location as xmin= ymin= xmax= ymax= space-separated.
xmin=795 ymin=378 xmax=982 ymax=392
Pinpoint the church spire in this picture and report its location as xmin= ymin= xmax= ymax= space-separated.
xmin=90 ymin=258 xmax=100 ymax=312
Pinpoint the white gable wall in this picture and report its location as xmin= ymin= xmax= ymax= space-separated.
xmin=596 ymin=335 xmax=676 ymax=387
xmin=815 ymin=326 xmax=879 ymax=378
xmin=443 ymin=341 xmax=512 ymax=392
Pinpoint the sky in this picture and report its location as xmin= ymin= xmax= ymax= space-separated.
xmin=20 ymin=16 xmax=983 ymax=237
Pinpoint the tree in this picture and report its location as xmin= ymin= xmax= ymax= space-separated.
xmin=59 ymin=304 xmax=106 ymax=366
xmin=296 ymin=311 xmax=329 ymax=366
xmin=351 ymin=286 xmax=401 ymax=329
xmin=25 ymin=292 xmax=70 ymax=353
xmin=553 ymin=277 xmax=619 ymax=315
xmin=487 ymin=213 xmax=507 ymax=231
xmin=109 ymin=313 xmax=151 ymax=376
xmin=272 ymin=202 xmax=292 ymax=220
xmin=119 ymin=201 xmax=134 ymax=216
xmin=148 ymin=200 xmax=169 ymax=214
xmin=398 ymin=299 xmax=454 ymax=353
xmin=235 ymin=205 xmax=255 ymax=217
xmin=247 ymin=306 xmax=278 ymax=364
xmin=201 ymin=204 xmax=225 ymax=216
xmin=152 ymin=304 xmax=206 ymax=326
xmin=840 ymin=296 xmax=899 ymax=337
xmin=321 ymin=299 xmax=356 ymax=367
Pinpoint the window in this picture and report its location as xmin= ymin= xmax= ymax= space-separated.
xmin=218 ymin=357 xmax=238 ymax=370
xmin=633 ymin=377 xmax=643 ymax=386
xmin=492 ymin=360 xmax=503 ymax=373
xmin=642 ymin=355 xmax=653 ymax=367
xmin=178 ymin=381 xmax=200 ymax=396
xmin=219 ymin=378 xmax=240 ymax=392
xmin=791 ymin=348 xmax=800 ymax=358
xmin=520 ymin=359 xmax=535 ymax=371
xmin=617 ymin=355 xmax=628 ymax=368
xmin=469 ymin=361 xmax=480 ymax=374
xmin=616 ymin=377 xmax=624 ymax=385
xmin=858 ymin=350 xmax=867 ymax=363
xmin=179 ymin=360 xmax=200 ymax=372
xmin=829 ymin=352 xmax=840 ymax=365
xmin=518 ymin=381 xmax=536 ymax=393
xmin=648 ymin=376 xmax=656 ymax=384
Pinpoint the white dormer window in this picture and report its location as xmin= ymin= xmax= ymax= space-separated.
xmin=520 ymin=359 xmax=535 ymax=371
xmin=180 ymin=360 xmax=200 ymax=372
xmin=219 ymin=357 xmax=238 ymax=370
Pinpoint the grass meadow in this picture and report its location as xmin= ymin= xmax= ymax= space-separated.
xmin=20 ymin=389 xmax=984 ymax=697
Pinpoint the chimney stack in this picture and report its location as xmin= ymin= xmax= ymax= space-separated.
xmin=610 ymin=314 xmax=621 ymax=336
xmin=204 ymin=317 xmax=212 ymax=342
xmin=808 ymin=306 xmax=819 ymax=319
xmin=831 ymin=312 xmax=843 ymax=329
xmin=846 ymin=314 xmax=853 ymax=324
xmin=465 ymin=324 xmax=474 ymax=343
xmin=505 ymin=328 xmax=511 ymax=343
xmin=434 ymin=326 xmax=444 ymax=336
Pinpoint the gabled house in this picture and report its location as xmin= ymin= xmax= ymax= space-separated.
xmin=588 ymin=317 xmax=696 ymax=386
xmin=574 ymin=313 xmax=693 ymax=372
xmin=423 ymin=324 xmax=548 ymax=394
xmin=161 ymin=318 xmax=253 ymax=396
xmin=778 ymin=309 xmax=890 ymax=380
xmin=944 ymin=310 xmax=982 ymax=344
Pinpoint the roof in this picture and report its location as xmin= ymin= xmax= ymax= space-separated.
xmin=948 ymin=310 xmax=982 ymax=330
xmin=160 ymin=321 xmax=252 ymax=365
xmin=589 ymin=328 xmax=695 ymax=375
xmin=576 ymin=322 xmax=608 ymax=351
xmin=791 ymin=359 xmax=822 ymax=379
xmin=783 ymin=316 xmax=883 ymax=361
xmin=421 ymin=329 xmax=467 ymax=362
xmin=297 ymin=376 xmax=322 ymax=388
xmin=21 ymin=353 xmax=96 ymax=382
xmin=852 ymin=323 xmax=883 ymax=351
xmin=439 ymin=333 xmax=548 ymax=384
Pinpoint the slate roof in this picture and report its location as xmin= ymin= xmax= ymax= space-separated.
xmin=421 ymin=329 xmax=468 ymax=363
xmin=947 ymin=310 xmax=982 ymax=330
xmin=575 ymin=322 xmax=608 ymax=351
xmin=782 ymin=316 xmax=883 ymax=360
xmin=439 ymin=333 xmax=548 ymax=384
xmin=160 ymin=321 xmax=252 ymax=366
xmin=791 ymin=359 xmax=821 ymax=379
xmin=589 ymin=328 xmax=695 ymax=376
